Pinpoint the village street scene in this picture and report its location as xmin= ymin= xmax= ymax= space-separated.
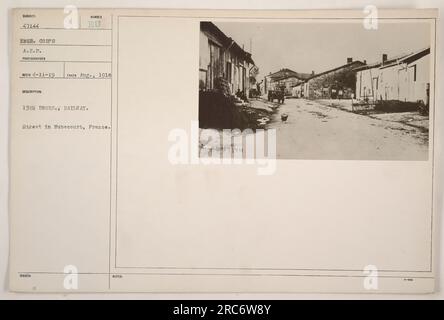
xmin=198 ymin=21 xmax=431 ymax=160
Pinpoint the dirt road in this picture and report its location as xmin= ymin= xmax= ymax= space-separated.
xmin=267 ymin=98 xmax=429 ymax=160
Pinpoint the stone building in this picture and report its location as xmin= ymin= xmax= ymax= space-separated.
xmin=199 ymin=22 xmax=255 ymax=98
xmin=264 ymin=68 xmax=312 ymax=96
xmin=355 ymin=48 xmax=430 ymax=105
xmin=304 ymin=58 xmax=365 ymax=99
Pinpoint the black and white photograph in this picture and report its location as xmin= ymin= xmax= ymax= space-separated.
xmin=199 ymin=20 xmax=432 ymax=160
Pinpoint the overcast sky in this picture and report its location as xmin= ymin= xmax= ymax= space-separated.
xmin=213 ymin=21 xmax=431 ymax=79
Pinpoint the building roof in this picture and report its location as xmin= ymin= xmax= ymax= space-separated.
xmin=354 ymin=47 xmax=430 ymax=72
xmin=306 ymin=60 xmax=365 ymax=81
xmin=380 ymin=47 xmax=430 ymax=69
xmin=200 ymin=21 xmax=255 ymax=65
xmin=267 ymin=68 xmax=312 ymax=81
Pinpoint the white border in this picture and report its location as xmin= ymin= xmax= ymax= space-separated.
xmin=0 ymin=0 xmax=442 ymax=300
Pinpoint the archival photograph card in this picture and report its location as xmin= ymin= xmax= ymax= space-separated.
xmin=8 ymin=8 xmax=438 ymax=293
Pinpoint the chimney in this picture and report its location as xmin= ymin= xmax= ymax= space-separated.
xmin=311 ymin=70 xmax=315 ymax=76
xmin=382 ymin=54 xmax=388 ymax=64
xmin=347 ymin=57 xmax=353 ymax=64
xmin=363 ymin=60 xmax=367 ymax=65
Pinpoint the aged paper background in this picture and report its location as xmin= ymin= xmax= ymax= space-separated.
xmin=2 ymin=3 xmax=442 ymax=297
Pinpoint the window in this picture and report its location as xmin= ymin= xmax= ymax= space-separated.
xmin=410 ymin=65 xmax=417 ymax=82
xmin=226 ymin=61 xmax=232 ymax=83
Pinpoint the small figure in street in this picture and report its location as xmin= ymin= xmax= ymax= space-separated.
xmin=281 ymin=113 xmax=289 ymax=122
